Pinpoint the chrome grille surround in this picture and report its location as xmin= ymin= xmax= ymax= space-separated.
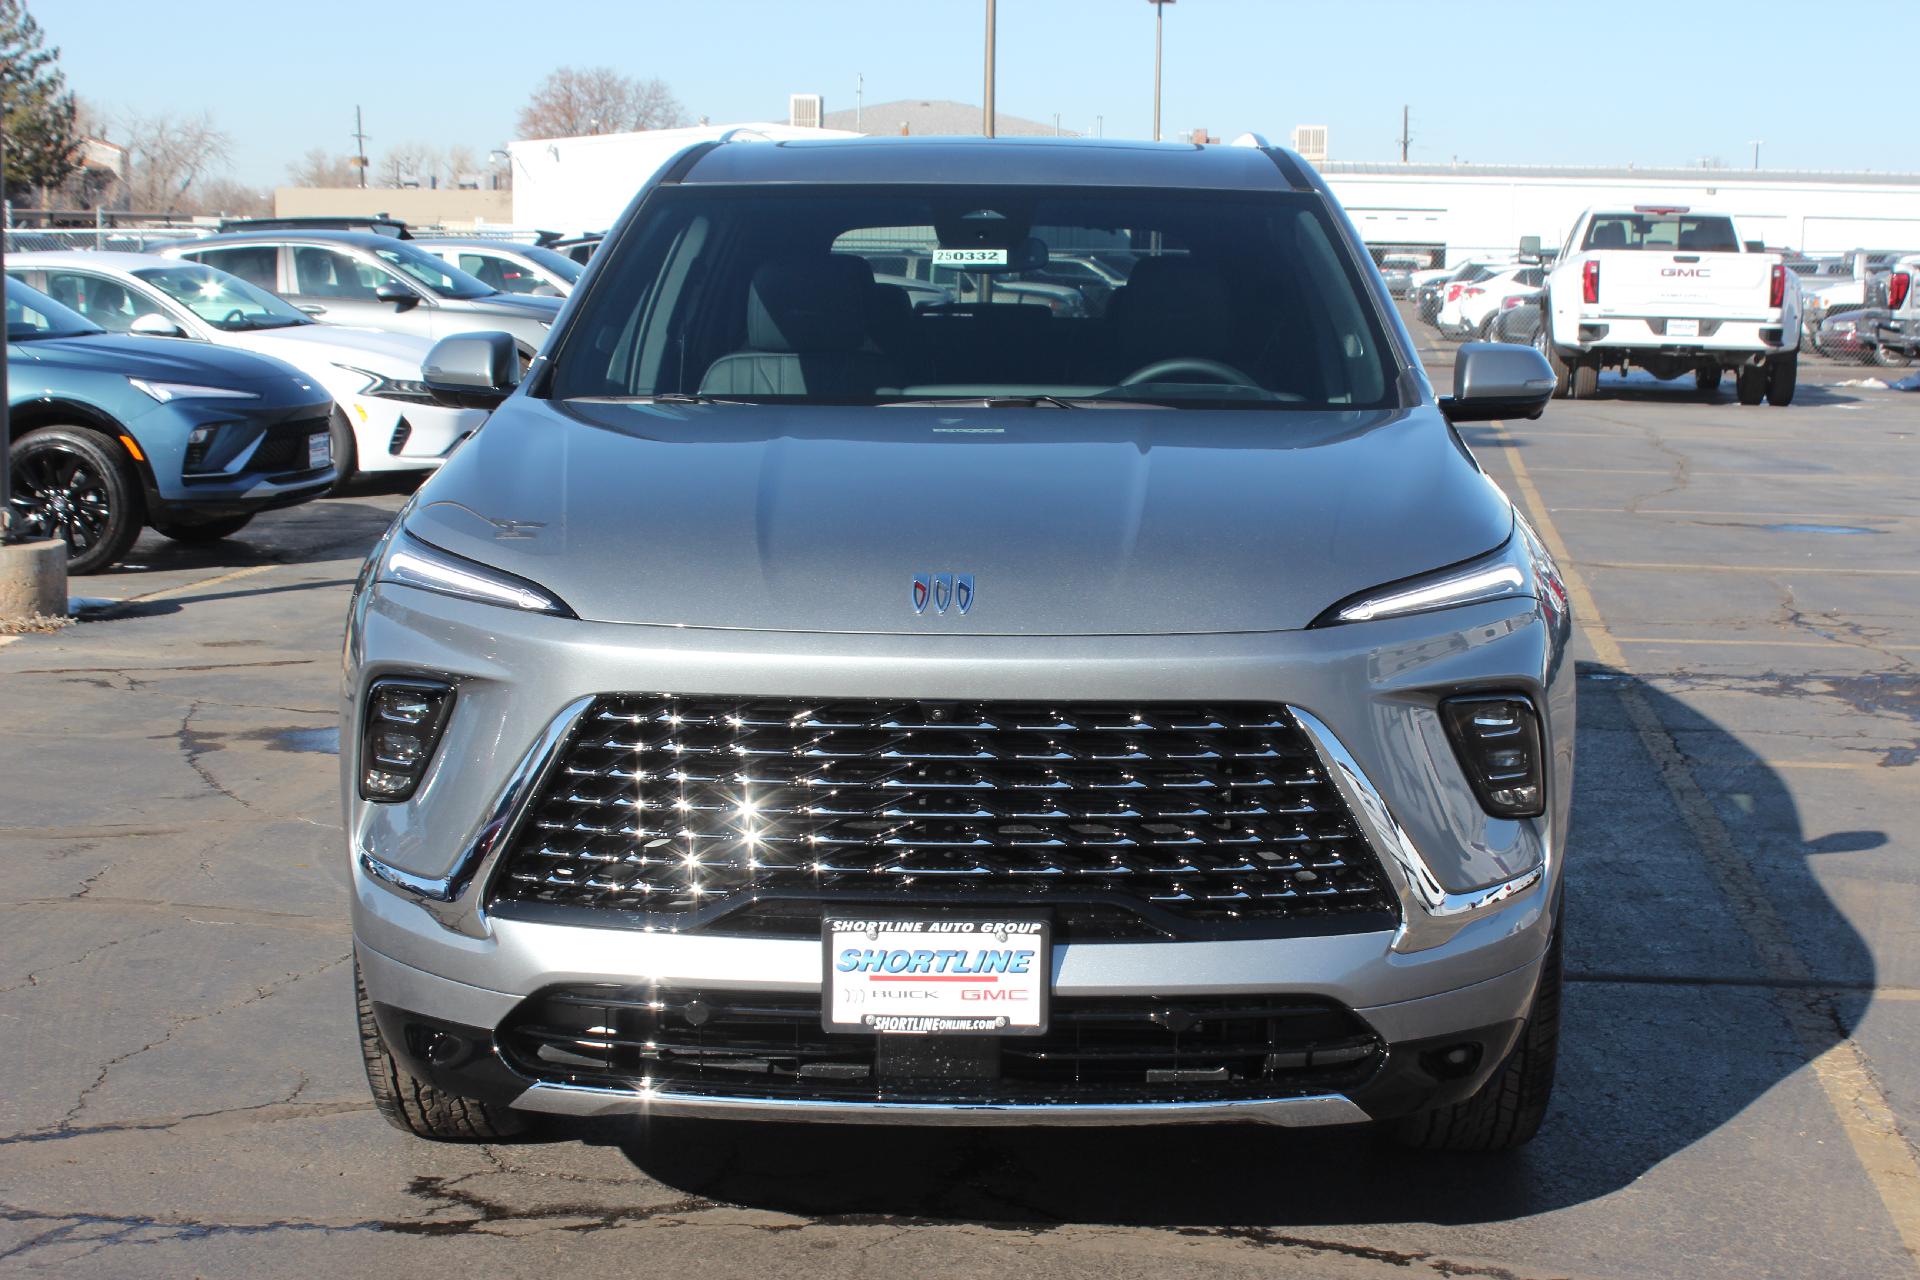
xmin=487 ymin=695 xmax=1397 ymax=931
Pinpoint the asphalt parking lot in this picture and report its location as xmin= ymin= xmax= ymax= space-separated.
xmin=1 ymin=323 xmax=1916 ymax=1279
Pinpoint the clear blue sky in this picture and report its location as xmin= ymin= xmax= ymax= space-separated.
xmin=42 ymin=0 xmax=1920 ymax=187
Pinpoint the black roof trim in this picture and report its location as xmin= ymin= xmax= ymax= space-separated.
xmin=659 ymin=141 xmax=722 ymax=186
xmin=1261 ymin=150 xmax=1315 ymax=192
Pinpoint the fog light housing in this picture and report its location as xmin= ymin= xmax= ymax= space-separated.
xmin=1440 ymin=695 xmax=1545 ymax=819
xmin=359 ymin=678 xmax=454 ymax=802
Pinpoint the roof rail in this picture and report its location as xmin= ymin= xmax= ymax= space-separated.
xmin=717 ymin=127 xmax=773 ymax=144
xmin=1230 ymin=132 xmax=1272 ymax=149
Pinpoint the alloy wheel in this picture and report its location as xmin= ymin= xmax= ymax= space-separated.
xmin=11 ymin=440 xmax=114 ymax=556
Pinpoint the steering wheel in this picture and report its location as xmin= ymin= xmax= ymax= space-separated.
xmin=223 ymin=309 xmax=247 ymax=326
xmin=1119 ymin=357 xmax=1259 ymax=387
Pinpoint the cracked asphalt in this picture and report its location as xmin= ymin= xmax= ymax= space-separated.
xmin=1 ymin=329 xmax=1915 ymax=1278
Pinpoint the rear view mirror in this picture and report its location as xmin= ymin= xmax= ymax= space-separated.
xmin=129 ymin=312 xmax=187 ymax=338
xmin=1439 ymin=343 xmax=1556 ymax=423
xmin=423 ymin=331 xmax=521 ymax=410
xmin=1518 ymin=235 xmax=1542 ymax=258
xmin=375 ymin=281 xmax=420 ymax=309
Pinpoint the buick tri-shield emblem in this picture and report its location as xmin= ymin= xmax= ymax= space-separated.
xmin=911 ymin=573 xmax=973 ymax=615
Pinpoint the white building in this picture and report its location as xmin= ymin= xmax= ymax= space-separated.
xmin=1318 ymin=162 xmax=1920 ymax=264
xmin=508 ymin=121 xmax=859 ymax=235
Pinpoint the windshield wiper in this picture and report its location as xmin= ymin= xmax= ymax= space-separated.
xmin=567 ymin=392 xmax=755 ymax=406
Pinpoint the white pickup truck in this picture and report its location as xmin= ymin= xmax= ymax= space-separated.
xmin=1538 ymin=206 xmax=1802 ymax=405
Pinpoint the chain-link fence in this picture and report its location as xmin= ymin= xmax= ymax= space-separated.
xmin=3 ymin=226 xmax=208 ymax=254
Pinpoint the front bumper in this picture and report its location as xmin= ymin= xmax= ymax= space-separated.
xmin=346 ymin=397 xmax=485 ymax=474
xmin=345 ymin=583 xmax=1573 ymax=1126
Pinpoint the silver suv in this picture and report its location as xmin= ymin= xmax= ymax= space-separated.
xmin=345 ymin=136 xmax=1572 ymax=1150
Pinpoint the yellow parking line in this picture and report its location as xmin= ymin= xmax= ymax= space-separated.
xmin=1492 ymin=423 xmax=1920 ymax=1267
xmin=1550 ymin=507 xmax=1920 ymax=521
xmin=1529 ymin=466 xmax=1892 ymax=481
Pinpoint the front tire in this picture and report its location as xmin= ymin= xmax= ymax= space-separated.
xmin=327 ymin=408 xmax=360 ymax=495
xmin=1736 ymin=364 xmax=1768 ymax=405
xmin=1694 ymin=366 xmax=1722 ymax=397
xmin=9 ymin=426 xmax=145 ymax=575
xmin=1570 ymin=361 xmax=1598 ymax=399
xmin=1535 ymin=317 xmax=1573 ymax=398
xmin=356 ymin=960 xmax=530 ymax=1141
xmin=1395 ymin=912 xmax=1562 ymax=1152
xmin=153 ymin=513 xmax=255 ymax=544
xmin=1872 ymin=343 xmax=1911 ymax=369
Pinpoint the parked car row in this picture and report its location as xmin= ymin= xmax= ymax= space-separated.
xmin=7 ymin=219 xmax=582 ymax=574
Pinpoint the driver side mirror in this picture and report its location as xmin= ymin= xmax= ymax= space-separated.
xmin=1439 ymin=343 xmax=1555 ymax=423
xmin=129 ymin=312 xmax=187 ymax=338
xmin=374 ymin=281 xmax=421 ymax=309
xmin=423 ymin=331 xmax=521 ymax=410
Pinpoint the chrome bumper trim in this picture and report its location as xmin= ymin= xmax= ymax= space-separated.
xmin=511 ymin=1081 xmax=1371 ymax=1128
xmin=1291 ymin=705 xmax=1544 ymax=950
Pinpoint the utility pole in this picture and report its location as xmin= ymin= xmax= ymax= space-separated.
xmin=1400 ymin=105 xmax=1411 ymax=162
xmin=982 ymin=0 xmax=996 ymax=137
xmin=856 ymin=73 xmax=863 ymax=132
xmin=1149 ymin=0 xmax=1176 ymax=142
xmin=1096 ymin=114 xmax=1104 ymax=138
xmin=1749 ymin=139 xmax=1763 ymax=170
xmin=352 ymin=106 xmax=370 ymax=189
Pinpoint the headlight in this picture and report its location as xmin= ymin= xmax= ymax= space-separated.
xmin=1314 ymin=517 xmax=1565 ymax=627
xmin=336 ymin=364 xmax=437 ymax=404
xmin=377 ymin=527 xmax=575 ymax=616
xmin=128 ymin=378 xmax=259 ymax=403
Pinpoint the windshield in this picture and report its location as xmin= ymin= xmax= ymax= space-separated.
xmin=371 ymin=243 xmax=495 ymax=298
xmin=134 ymin=263 xmax=309 ymax=331
xmin=521 ymin=245 xmax=584 ymax=283
xmin=6 ymin=278 xmax=103 ymax=340
xmin=1584 ymin=214 xmax=1740 ymax=253
xmin=547 ymin=185 xmax=1399 ymax=410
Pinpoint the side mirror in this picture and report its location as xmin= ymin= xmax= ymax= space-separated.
xmin=129 ymin=312 xmax=187 ymax=338
xmin=423 ymin=331 xmax=521 ymax=410
xmin=1518 ymin=235 xmax=1542 ymax=257
xmin=1439 ymin=343 xmax=1556 ymax=423
xmin=375 ymin=281 xmax=421 ymax=309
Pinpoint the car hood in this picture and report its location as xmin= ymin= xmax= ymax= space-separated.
xmin=11 ymin=332 xmax=316 ymax=391
xmin=405 ymin=401 xmax=1514 ymax=635
xmin=229 ymin=324 xmax=432 ymax=377
xmin=458 ymin=292 xmax=563 ymax=319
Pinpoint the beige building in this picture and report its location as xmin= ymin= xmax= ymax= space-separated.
xmin=271 ymin=186 xmax=512 ymax=229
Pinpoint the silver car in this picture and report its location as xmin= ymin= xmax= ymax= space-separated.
xmin=415 ymin=238 xmax=585 ymax=298
xmin=345 ymin=136 xmax=1572 ymax=1150
xmin=157 ymin=230 xmax=560 ymax=358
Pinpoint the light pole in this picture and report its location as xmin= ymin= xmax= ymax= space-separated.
xmin=1149 ymin=0 xmax=1176 ymax=142
xmin=983 ymin=0 xmax=997 ymax=138
xmin=1749 ymin=139 xmax=1763 ymax=170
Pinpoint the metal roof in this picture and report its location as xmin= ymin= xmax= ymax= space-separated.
xmin=1320 ymin=160 xmax=1920 ymax=187
xmin=680 ymin=135 xmax=1301 ymax=191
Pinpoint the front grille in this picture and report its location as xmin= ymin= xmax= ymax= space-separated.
xmin=490 ymin=696 xmax=1396 ymax=933
xmin=247 ymin=415 xmax=330 ymax=474
xmin=498 ymin=985 xmax=1384 ymax=1103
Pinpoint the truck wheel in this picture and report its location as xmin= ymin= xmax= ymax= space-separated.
xmin=1694 ymin=366 xmax=1722 ymax=397
xmin=1534 ymin=322 xmax=1573 ymax=398
xmin=357 ymin=960 xmax=531 ymax=1141
xmin=1735 ymin=364 xmax=1767 ymax=405
xmin=1766 ymin=352 xmax=1798 ymax=406
xmin=9 ymin=426 xmax=146 ymax=576
xmin=1395 ymin=910 xmax=1562 ymax=1152
xmin=1570 ymin=362 xmax=1598 ymax=399
xmin=153 ymin=514 xmax=255 ymax=544
xmin=1872 ymin=344 xmax=1911 ymax=369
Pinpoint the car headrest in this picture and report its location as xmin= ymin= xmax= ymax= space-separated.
xmin=747 ymin=255 xmax=874 ymax=353
xmin=1112 ymin=256 xmax=1234 ymax=352
xmin=1590 ymin=222 xmax=1628 ymax=249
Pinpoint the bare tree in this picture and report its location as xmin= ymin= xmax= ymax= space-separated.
xmin=377 ymin=140 xmax=440 ymax=188
xmin=190 ymin=176 xmax=269 ymax=218
xmin=515 ymin=66 xmax=685 ymax=139
xmin=441 ymin=143 xmax=479 ymax=188
xmin=286 ymin=147 xmax=360 ymax=187
xmin=119 ymin=110 xmax=230 ymax=214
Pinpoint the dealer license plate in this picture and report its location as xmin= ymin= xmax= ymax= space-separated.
xmin=823 ymin=915 xmax=1050 ymax=1035
xmin=1668 ymin=319 xmax=1700 ymax=338
xmin=308 ymin=432 xmax=332 ymax=470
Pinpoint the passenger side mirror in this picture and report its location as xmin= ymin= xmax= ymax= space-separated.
xmin=375 ymin=281 xmax=421 ymax=309
xmin=1439 ymin=343 xmax=1556 ymax=423
xmin=128 ymin=312 xmax=187 ymax=338
xmin=423 ymin=331 xmax=521 ymax=410
xmin=1517 ymin=235 xmax=1542 ymax=262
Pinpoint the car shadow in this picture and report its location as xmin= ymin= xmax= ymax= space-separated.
xmin=105 ymin=488 xmax=412 ymax=579
xmin=567 ymin=669 xmax=1875 ymax=1229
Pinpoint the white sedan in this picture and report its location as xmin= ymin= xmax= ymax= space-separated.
xmin=1436 ymin=264 xmax=1547 ymax=339
xmin=6 ymin=251 xmax=487 ymax=488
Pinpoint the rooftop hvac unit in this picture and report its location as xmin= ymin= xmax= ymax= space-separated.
xmin=1292 ymin=125 xmax=1328 ymax=164
xmin=790 ymin=93 xmax=824 ymax=129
